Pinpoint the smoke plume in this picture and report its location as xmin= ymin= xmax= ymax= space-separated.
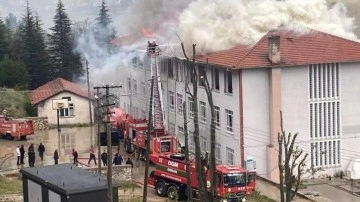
xmin=179 ymin=0 xmax=358 ymax=54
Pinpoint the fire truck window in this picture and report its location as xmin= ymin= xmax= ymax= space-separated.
xmin=160 ymin=141 xmax=170 ymax=152
xmin=223 ymin=173 xmax=245 ymax=188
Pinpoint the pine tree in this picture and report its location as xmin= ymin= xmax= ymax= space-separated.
xmin=13 ymin=2 xmax=51 ymax=89
xmin=0 ymin=17 xmax=10 ymax=61
xmin=48 ymin=0 xmax=83 ymax=81
xmin=0 ymin=55 xmax=28 ymax=89
xmin=95 ymin=0 xmax=116 ymax=52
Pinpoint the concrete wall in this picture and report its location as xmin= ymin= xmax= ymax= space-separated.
xmin=37 ymin=92 xmax=94 ymax=125
xmin=86 ymin=165 xmax=133 ymax=182
xmin=242 ymin=68 xmax=271 ymax=178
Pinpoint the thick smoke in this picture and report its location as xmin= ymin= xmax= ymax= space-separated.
xmin=179 ymin=0 xmax=358 ymax=54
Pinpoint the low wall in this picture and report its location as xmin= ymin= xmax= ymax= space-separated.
xmin=26 ymin=117 xmax=49 ymax=131
xmin=85 ymin=165 xmax=133 ymax=182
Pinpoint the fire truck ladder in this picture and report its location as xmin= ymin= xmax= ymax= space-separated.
xmin=148 ymin=42 xmax=165 ymax=137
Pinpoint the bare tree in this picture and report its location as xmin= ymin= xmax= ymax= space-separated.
xmin=278 ymin=111 xmax=308 ymax=202
xmin=181 ymin=42 xmax=207 ymax=201
xmin=182 ymin=94 xmax=193 ymax=201
xmin=202 ymin=59 xmax=217 ymax=199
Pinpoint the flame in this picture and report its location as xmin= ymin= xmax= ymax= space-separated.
xmin=142 ymin=28 xmax=157 ymax=38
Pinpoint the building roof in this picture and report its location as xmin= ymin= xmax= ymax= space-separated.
xmin=196 ymin=27 xmax=360 ymax=69
xmin=30 ymin=77 xmax=91 ymax=105
xmin=20 ymin=164 xmax=119 ymax=195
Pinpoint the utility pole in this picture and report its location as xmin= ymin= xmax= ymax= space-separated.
xmin=142 ymin=77 xmax=154 ymax=202
xmin=94 ymin=84 xmax=121 ymax=202
xmin=94 ymin=88 xmax=102 ymax=174
xmin=86 ymin=60 xmax=93 ymax=125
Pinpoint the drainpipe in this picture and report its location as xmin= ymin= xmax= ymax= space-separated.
xmin=239 ymin=69 xmax=245 ymax=167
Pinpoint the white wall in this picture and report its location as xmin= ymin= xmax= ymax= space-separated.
xmin=339 ymin=62 xmax=360 ymax=175
xmin=242 ymin=68 xmax=271 ymax=177
xmin=37 ymin=92 xmax=94 ymax=125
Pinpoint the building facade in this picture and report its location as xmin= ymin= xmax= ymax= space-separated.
xmin=118 ymin=28 xmax=360 ymax=182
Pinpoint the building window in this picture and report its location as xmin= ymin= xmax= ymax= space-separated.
xmin=189 ymin=133 xmax=195 ymax=153
xmin=141 ymin=110 xmax=146 ymax=119
xmin=198 ymin=65 xmax=206 ymax=87
xmin=169 ymin=122 xmax=175 ymax=136
xmin=310 ymin=140 xmax=340 ymax=167
xmin=167 ymin=58 xmax=174 ymax=79
xmin=127 ymin=78 xmax=131 ymax=94
xmin=224 ymin=70 xmax=233 ymax=94
xmin=309 ymin=63 xmax=341 ymax=167
xmin=169 ymin=91 xmax=175 ymax=111
xmin=201 ymin=136 xmax=207 ymax=153
xmin=212 ymin=68 xmax=220 ymax=91
xmin=226 ymin=147 xmax=234 ymax=165
xmin=225 ymin=109 xmax=233 ymax=132
xmin=177 ymin=93 xmax=183 ymax=115
xmin=141 ymin=82 xmax=146 ymax=97
xmin=133 ymin=79 xmax=137 ymax=96
xmin=199 ymin=101 xmax=206 ymax=122
xmin=60 ymin=97 xmax=74 ymax=117
xmin=134 ymin=107 xmax=138 ymax=118
xmin=214 ymin=106 xmax=220 ymax=127
xmin=175 ymin=59 xmax=184 ymax=82
xmin=215 ymin=143 xmax=221 ymax=164
xmin=188 ymin=97 xmax=194 ymax=117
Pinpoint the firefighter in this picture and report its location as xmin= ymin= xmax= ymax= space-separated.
xmin=101 ymin=150 xmax=108 ymax=166
xmin=88 ymin=145 xmax=97 ymax=166
xmin=72 ymin=148 xmax=78 ymax=165
xmin=20 ymin=145 xmax=25 ymax=164
xmin=54 ymin=149 xmax=59 ymax=165
xmin=38 ymin=143 xmax=45 ymax=161
xmin=28 ymin=144 xmax=35 ymax=167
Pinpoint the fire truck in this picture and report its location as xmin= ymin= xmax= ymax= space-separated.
xmin=0 ymin=115 xmax=34 ymax=140
xmin=148 ymin=153 xmax=256 ymax=201
xmin=109 ymin=41 xmax=180 ymax=159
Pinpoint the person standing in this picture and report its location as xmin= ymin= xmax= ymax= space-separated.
xmin=88 ymin=145 xmax=97 ymax=166
xmin=38 ymin=143 xmax=45 ymax=161
xmin=113 ymin=154 xmax=121 ymax=165
xmin=72 ymin=148 xmax=78 ymax=165
xmin=101 ymin=150 xmax=107 ymax=166
xmin=16 ymin=146 xmax=20 ymax=165
xmin=54 ymin=149 xmax=59 ymax=165
xmin=28 ymin=144 xmax=35 ymax=167
xmin=125 ymin=157 xmax=133 ymax=168
xmin=20 ymin=145 xmax=25 ymax=164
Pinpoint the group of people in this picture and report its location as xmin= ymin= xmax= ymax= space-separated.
xmin=16 ymin=142 xmax=46 ymax=167
xmin=17 ymin=143 xmax=134 ymax=168
xmin=100 ymin=149 xmax=133 ymax=167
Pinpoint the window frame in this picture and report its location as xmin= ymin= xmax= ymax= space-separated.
xmin=225 ymin=109 xmax=234 ymax=132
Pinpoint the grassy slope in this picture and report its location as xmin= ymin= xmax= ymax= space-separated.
xmin=0 ymin=89 xmax=28 ymax=118
xmin=0 ymin=175 xmax=22 ymax=194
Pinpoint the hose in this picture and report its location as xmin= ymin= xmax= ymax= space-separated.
xmin=0 ymin=153 xmax=15 ymax=168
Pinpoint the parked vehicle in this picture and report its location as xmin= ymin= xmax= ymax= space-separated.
xmin=148 ymin=152 xmax=256 ymax=201
xmin=0 ymin=115 xmax=34 ymax=140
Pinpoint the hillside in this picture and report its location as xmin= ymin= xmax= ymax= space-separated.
xmin=0 ymin=88 xmax=30 ymax=118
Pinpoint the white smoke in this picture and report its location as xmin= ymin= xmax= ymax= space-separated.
xmin=179 ymin=0 xmax=358 ymax=54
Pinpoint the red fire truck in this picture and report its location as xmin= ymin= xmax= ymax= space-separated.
xmin=148 ymin=153 xmax=256 ymax=201
xmin=0 ymin=115 xmax=34 ymax=140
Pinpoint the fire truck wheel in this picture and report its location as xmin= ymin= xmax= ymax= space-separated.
xmin=155 ymin=181 xmax=167 ymax=197
xmin=167 ymin=185 xmax=179 ymax=200
xmin=5 ymin=134 xmax=14 ymax=140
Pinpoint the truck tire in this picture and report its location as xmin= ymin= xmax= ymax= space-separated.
xmin=167 ymin=185 xmax=179 ymax=200
xmin=155 ymin=181 xmax=167 ymax=197
xmin=6 ymin=133 xmax=14 ymax=140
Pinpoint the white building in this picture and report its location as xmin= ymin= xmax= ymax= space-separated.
xmin=118 ymin=27 xmax=360 ymax=182
xmin=30 ymin=77 xmax=94 ymax=126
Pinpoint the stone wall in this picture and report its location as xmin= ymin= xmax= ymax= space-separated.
xmin=85 ymin=165 xmax=133 ymax=182
xmin=27 ymin=117 xmax=49 ymax=131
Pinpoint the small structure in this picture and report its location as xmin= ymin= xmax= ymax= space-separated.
xmin=30 ymin=77 xmax=94 ymax=125
xmin=20 ymin=164 xmax=119 ymax=202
